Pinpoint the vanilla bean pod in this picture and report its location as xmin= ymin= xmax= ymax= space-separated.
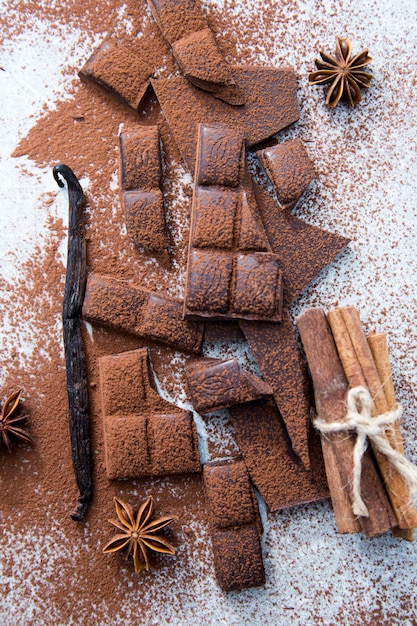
xmin=54 ymin=164 xmax=92 ymax=521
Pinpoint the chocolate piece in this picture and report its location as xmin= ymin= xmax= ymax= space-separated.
xmin=152 ymin=66 xmax=299 ymax=172
xmin=119 ymin=126 xmax=168 ymax=255
xmin=79 ymin=37 xmax=154 ymax=112
xmin=258 ymin=139 xmax=315 ymax=210
xmin=203 ymin=458 xmax=265 ymax=591
xmin=82 ymin=274 xmax=204 ymax=354
xmin=148 ymin=1 xmax=244 ymax=105
xmin=123 ymin=189 xmax=168 ymax=254
xmin=186 ymin=357 xmax=272 ymax=413
xmin=240 ymin=312 xmax=311 ymax=469
xmin=229 ymin=398 xmax=329 ymax=511
xmin=184 ymin=124 xmax=283 ymax=322
xmin=148 ymin=0 xmax=207 ymax=45
xmin=238 ymin=181 xmax=350 ymax=466
xmin=100 ymin=348 xmax=201 ymax=479
xmin=119 ymin=126 xmax=161 ymax=191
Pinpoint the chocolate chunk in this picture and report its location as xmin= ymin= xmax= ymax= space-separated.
xmin=100 ymin=348 xmax=201 ymax=479
xmin=240 ymin=312 xmax=311 ymax=468
xmin=186 ymin=357 xmax=272 ymax=413
xmin=258 ymin=139 xmax=315 ymax=210
xmin=211 ymin=526 xmax=265 ymax=592
xmin=196 ymin=124 xmax=244 ymax=187
xmin=237 ymin=181 xmax=350 ymax=466
xmin=192 ymin=188 xmax=238 ymax=249
xmin=147 ymin=0 xmax=207 ymax=45
xmin=151 ymin=66 xmax=299 ymax=172
xmin=229 ymin=398 xmax=329 ymax=511
xmin=184 ymin=124 xmax=283 ymax=322
xmin=82 ymin=274 xmax=204 ymax=354
xmin=78 ymin=38 xmax=154 ymax=111
xmin=123 ymin=189 xmax=168 ymax=254
xmin=202 ymin=458 xmax=265 ymax=591
xmin=119 ymin=126 xmax=161 ymax=191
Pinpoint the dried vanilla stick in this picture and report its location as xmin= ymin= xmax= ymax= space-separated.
xmin=297 ymin=308 xmax=395 ymax=536
xmin=367 ymin=332 xmax=415 ymax=541
xmin=328 ymin=307 xmax=417 ymax=530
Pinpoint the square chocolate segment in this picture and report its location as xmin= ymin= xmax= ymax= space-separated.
xmin=100 ymin=351 xmax=147 ymax=416
xmin=123 ymin=189 xmax=167 ymax=254
xmin=258 ymin=138 xmax=315 ymax=209
xmin=232 ymin=253 xmax=281 ymax=318
xmin=104 ymin=415 xmax=151 ymax=480
xmin=211 ymin=526 xmax=265 ymax=592
xmin=140 ymin=293 xmax=204 ymax=354
xmin=185 ymin=249 xmax=232 ymax=313
xmin=148 ymin=412 xmax=201 ymax=475
xmin=203 ymin=458 xmax=258 ymax=529
xmin=192 ymin=188 xmax=238 ymax=249
xmin=79 ymin=37 xmax=153 ymax=112
xmin=196 ymin=124 xmax=244 ymax=188
xmin=148 ymin=0 xmax=207 ymax=45
xmin=119 ymin=126 xmax=161 ymax=191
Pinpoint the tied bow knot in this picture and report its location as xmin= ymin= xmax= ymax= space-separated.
xmin=314 ymin=386 xmax=417 ymax=517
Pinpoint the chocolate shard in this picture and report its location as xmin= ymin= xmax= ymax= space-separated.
xmin=228 ymin=398 xmax=329 ymax=511
xmin=100 ymin=348 xmax=201 ymax=479
xmin=148 ymin=0 xmax=244 ymax=105
xmin=184 ymin=123 xmax=283 ymax=323
xmin=185 ymin=357 xmax=272 ymax=413
xmin=151 ymin=66 xmax=299 ymax=173
xmin=238 ymin=181 xmax=351 ymax=467
xmin=79 ymin=37 xmax=154 ymax=112
xmin=203 ymin=458 xmax=265 ymax=591
xmin=82 ymin=274 xmax=204 ymax=354
xmin=258 ymin=139 xmax=315 ymax=210
xmin=119 ymin=126 xmax=162 ymax=191
xmin=171 ymin=28 xmax=245 ymax=105
xmin=123 ymin=189 xmax=168 ymax=255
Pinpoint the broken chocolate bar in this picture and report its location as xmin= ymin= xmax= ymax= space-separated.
xmin=148 ymin=0 xmax=244 ymax=104
xmin=82 ymin=274 xmax=204 ymax=354
xmin=185 ymin=357 xmax=272 ymax=413
xmin=100 ymin=348 xmax=201 ymax=479
xmin=203 ymin=458 xmax=265 ymax=591
xmin=152 ymin=66 xmax=299 ymax=172
xmin=229 ymin=398 xmax=329 ymax=511
xmin=184 ymin=123 xmax=283 ymax=322
xmin=258 ymin=139 xmax=315 ymax=210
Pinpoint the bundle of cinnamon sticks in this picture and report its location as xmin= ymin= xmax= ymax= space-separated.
xmin=297 ymin=306 xmax=417 ymax=540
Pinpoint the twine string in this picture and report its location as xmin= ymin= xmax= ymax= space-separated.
xmin=314 ymin=386 xmax=417 ymax=517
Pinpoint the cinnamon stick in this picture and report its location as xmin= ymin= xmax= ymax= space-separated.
xmin=367 ymin=332 xmax=415 ymax=541
xmin=328 ymin=307 xmax=417 ymax=530
xmin=297 ymin=308 xmax=395 ymax=536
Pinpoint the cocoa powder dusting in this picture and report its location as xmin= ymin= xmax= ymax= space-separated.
xmin=2 ymin=0 xmax=417 ymax=624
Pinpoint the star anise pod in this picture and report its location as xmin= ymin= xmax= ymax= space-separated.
xmin=0 ymin=389 xmax=32 ymax=452
xmin=309 ymin=36 xmax=372 ymax=108
xmin=103 ymin=496 xmax=178 ymax=573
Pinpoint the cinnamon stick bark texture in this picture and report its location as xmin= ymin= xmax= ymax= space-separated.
xmin=297 ymin=308 xmax=396 ymax=536
xmin=54 ymin=164 xmax=92 ymax=522
xmin=328 ymin=307 xmax=417 ymax=530
xmin=367 ymin=332 xmax=415 ymax=541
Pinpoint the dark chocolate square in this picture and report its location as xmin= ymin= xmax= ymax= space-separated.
xmin=119 ymin=126 xmax=161 ymax=191
xmin=203 ymin=459 xmax=257 ymax=529
xmin=172 ymin=28 xmax=230 ymax=85
xmin=185 ymin=249 xmax=233 ymax=313
xmin=232 ymin=253 xmax=280 ymax=318
xmin=148 ymin=0 xmax=207 ymax=44
xmin=148 ymin=411 xmax=201 ymax=475
xmin=211 ymin=525 xmax=265 ymax=592
xmin=192 ymin=188 xmax=238 ymax=249
xmin=104 ymin=414 xmax=151 ymax=479
xmin=196 ymin=124 xmax=244 ymax=188
xmin=123 ymin=189 xmax=167 ymax=253
xmin=100 ymin=351 xmax=147 ymax=416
